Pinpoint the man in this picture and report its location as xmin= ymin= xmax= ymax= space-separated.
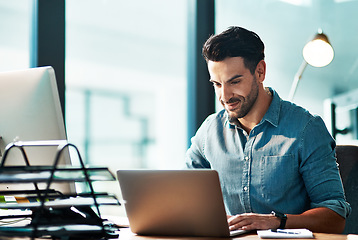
xmin=185 ymin=26 xmax=351 ymax=233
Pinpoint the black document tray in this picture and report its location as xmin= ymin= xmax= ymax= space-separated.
xmin=0 ymin=140 xmax=121 ymax=239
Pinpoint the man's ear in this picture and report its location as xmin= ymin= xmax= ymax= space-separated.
xmin=256 ymin=60 xmax=266 ymax=82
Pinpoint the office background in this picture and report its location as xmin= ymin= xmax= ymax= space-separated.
xmin=1 ymin=0 xmax=358 ymax=214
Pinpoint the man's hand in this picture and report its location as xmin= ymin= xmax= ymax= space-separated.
xmin=227 ymin=208 xmax=346 ymax=233
xmin=227 ymin=213 xmax=280 ymax=231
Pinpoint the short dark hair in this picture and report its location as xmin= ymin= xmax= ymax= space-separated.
xmin=202 ymin=26 xmax=265 ymax=74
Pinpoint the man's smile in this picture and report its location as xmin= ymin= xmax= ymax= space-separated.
xmin=222 ymin=97 xmax=242 ymax=111
xmin=225 ymin=101 xmax=240 ymax=111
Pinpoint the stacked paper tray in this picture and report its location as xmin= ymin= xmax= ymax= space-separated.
xmin=0 ymin=166 xmax=115 ymax=183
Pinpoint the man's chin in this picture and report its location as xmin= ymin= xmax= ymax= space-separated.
xmin=226 ymin=111 xmax=239 ymax=123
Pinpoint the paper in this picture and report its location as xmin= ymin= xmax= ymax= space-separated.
xmin=347 ymin=234 xmax=358 ymax=240
xmin=0 ymin=168 xmax=115 ymax=183
xmin=0 ymin=196 xmax=119 ymax=209
xmin=257 ymin=229 xmax=313 ymax=238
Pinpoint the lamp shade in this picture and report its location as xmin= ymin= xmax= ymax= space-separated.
xmin=302 ymin=31 xmax=334 ymax=67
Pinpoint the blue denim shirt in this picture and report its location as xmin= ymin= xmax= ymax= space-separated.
xmin=186 ymin=88 xmax=351 ymax=218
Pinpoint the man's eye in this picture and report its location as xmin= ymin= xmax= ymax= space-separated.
xmin=231 ymin=81 xmax=240 ymax=85
xmin=212 ymin=82 xmax=221 ymax=87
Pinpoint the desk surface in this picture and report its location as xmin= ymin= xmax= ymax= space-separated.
xmin=117 ymin=228 xmax=351 ymax=240
xmin=0 ymin=229 xmax=352 ymax=240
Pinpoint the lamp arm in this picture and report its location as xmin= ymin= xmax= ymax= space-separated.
xmin=288 ymin=60 xmax=308 ymax=101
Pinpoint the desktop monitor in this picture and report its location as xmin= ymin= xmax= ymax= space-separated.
xmin=0 ymin=66 xmax=73 ymax=192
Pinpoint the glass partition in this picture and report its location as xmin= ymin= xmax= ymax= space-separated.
xmin=65 ymin=0 xmax=188 ymax=171
xmin=0 ymin=1 xmax=30 ymax=72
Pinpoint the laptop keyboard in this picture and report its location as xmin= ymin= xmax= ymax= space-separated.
xmin=230 ymin=229 xmax=249 ymax=237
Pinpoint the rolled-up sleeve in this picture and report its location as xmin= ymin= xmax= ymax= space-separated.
xmin=299 ymin=116 xmax=351 ymax=218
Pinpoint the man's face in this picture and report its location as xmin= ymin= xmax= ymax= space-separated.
xmin=208 ymin=57 xmax=259 ymax=123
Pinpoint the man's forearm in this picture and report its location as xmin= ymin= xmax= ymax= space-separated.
xmin=227 ymin=208 xmax=345 ymax=233
xmin=286 ymin=207 xmax=345 ymax=233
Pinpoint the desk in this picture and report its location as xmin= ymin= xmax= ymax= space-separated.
xmin=117 ymin=228 xmax=350 ymax=240
xmin=0 ymin=229 xmax=351 ymax=240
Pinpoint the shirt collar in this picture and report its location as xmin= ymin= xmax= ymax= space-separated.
xmin=225 ymin=87 xmax=281 ymax=128
xmin=261 ymin=87 xmax=280 ymax=127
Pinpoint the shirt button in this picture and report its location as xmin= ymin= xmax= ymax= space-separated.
xmin=244 ymin=156 xmax=249 ymax=161
xmin=243 ymin=186 xmax=248 ymax=191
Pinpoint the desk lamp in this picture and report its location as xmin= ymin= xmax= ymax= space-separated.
xmin=288 ymin=29 xmax=334 ymax=101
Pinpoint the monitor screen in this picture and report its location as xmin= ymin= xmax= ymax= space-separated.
xmin=0 ymin=66 xmax=73 ymax=192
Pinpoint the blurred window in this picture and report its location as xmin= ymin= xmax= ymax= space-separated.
xmin=65 ymin=0 xmax=188 ymax=172
xmin=0 ymin=1 xmax=30 ymax=72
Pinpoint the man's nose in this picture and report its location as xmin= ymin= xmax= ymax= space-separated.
xmin=221 ymin=85 xmax=232 ymax=103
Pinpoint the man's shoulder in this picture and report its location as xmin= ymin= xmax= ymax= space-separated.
xmin=280 ymin=99 xmax=317 ymax=120
xmin=191 ymin=110 xmax=228 ymax=142
xmin=268 ymin=88 xmax=318 ymax=127
xmin=198 ymin=109 xmax=228 ymax=130
xmin=278 ymin=99 xmax=326 ymax=132
xmin=205 ymin=109 xmax=227 ymax=123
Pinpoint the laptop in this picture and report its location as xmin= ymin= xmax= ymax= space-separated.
xmin=116 ymin=169 xmax=248 ymax=237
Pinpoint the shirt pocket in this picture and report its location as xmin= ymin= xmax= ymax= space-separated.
xmin=259 ymin=154 xmax=298 ymax=200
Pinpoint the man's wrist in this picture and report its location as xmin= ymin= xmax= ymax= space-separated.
xmin=271 ymin=211 xmax=287 ymax=229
